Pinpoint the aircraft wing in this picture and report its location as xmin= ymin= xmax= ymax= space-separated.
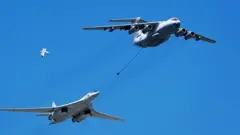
xmin=194 ymin=33 xmax=216 ymax=43
xmin=0 ymin=107 xmax=57 ymax=113
xmin=178 ymin=28 xmax=216 ymax=43
xmin=41 ymin=52 xmax=45 ymax=56
xmin=83 ymin=24 xmax=132 ymax=31
xmin=91 ymin=111 xmax=124 ymax=121
xmin=82 ymin=22 xmax=157 ymax=31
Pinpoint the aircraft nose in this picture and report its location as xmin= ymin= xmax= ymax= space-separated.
xmin=93 ymin=91 xmax=100 ymax=96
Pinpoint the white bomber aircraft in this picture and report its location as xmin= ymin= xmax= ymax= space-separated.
xmin=82 ymin=17 xmax=216 ymax=48
xmin=0 ymin=91 xmax=124 ymax=125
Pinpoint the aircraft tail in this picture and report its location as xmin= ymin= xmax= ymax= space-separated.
xmin=36 ymin=101 xmax=56 ymax=117
xmin=108 ymin=17 xmax=145 ymax=24
xmin=52 ymin=101 xmax=56 ymax=107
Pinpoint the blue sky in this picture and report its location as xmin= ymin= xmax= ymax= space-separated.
xmin=0 ymin=0 xmax=239 ymax=134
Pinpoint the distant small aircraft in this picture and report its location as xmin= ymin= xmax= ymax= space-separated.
xmin=82 ymin=17 xmax=216 ymax=48
xmin=40 ymin=48 xmax=49 ymax=58
xmin=0 ymin=91 xmax=124 ymax=125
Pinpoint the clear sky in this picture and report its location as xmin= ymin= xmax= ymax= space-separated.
xmin=0 ymin=0 xmax=239 ymax=134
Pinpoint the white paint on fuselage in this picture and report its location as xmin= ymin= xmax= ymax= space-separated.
xmin=133 ymin=19 xmax=180 ymax=48
xmin=50 ymin=92 xmax=99 ymax=124
xmin=51 ymin=103 xmax=89 ymax=124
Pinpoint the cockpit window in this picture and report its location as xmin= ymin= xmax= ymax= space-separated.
xmin=170 ymin=17 xmax=179 ymax=21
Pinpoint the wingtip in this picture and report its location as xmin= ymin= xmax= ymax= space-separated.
xmin=118 ymin=118 xmax=125 ymax=121
xmin=211 ymin=40 xmax=216 ymax=44
xmin=82 ymin=28 xmax=85 ymax=30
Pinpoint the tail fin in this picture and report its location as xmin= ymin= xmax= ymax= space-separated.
xmin=36 ymin=101 xmax=56 ymax=117
xmin=52 ymin=101 xmax=56 ymax=107
xmin=108 ymin=17 xmax=145 ymax=24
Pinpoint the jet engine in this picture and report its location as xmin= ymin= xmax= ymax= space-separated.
xmin=72 ymin=114 xmax=85 ymax=122
xmin=184 ymin=31 xmax=195 ymax=40
xmin=84 ymin=109 xmax=92 ymax=115
xmin=175 ymin=28 xmax=187 ymax=37
xmin=195 ymin=35 xmax=201 ymax=41
xmin=48 ymin=114 xmax=53 ymax=120
xmin=128 ymin=26 xmax=140 ymax=35
xmin=48 ymin=111 xmax=58 ymax=121
xmin=48 ymin=107 xmax=68 ymax=121
xmin=72 ymin=109 xmax=92 ymax=122
xmin=142 ymin=25 xmax=153 ymax=33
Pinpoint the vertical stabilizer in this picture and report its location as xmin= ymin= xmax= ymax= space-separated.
xmin=52 ymin=101 xmax=56 ymax=107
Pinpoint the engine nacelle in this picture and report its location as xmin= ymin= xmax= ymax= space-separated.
xmin=184 ymin=31 xmax=195 ymax=40
xmin=195 ymin=35 xmax=201 ymax=41
xmin=50 ymin=107 xmax=68 ymax=121
xmin=142 ymin=25 xmax=153 ymax=33
xmin=48 ymin=114 xmax=53 ymax=120
xmin=175 ymin=28 xmax=186 ymax=37
xmin=72 ymin=114 xmax=85 ymax=122
xmin=83 ymin=109 xmax=92 ymax=115
xmin=72 ymin=109 xmax=91 ymax=122
xmin=128 ymin=26 xmax=139 ymax=35
xmin=50 ymin=110 xmax=61 ymax=121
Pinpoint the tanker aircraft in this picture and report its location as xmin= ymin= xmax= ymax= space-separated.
xmin=82 ymin=17 xmax=216 ymax=48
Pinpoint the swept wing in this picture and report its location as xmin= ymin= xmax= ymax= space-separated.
xmin=194 ymin=33 xmax=216 ymax=43
xmin=82 ymin=22 xmax=158 ymax=31
xmin=0 ymin=100 xmax=84 ymax=113
xmin=91 ymin=111 xmax=124 ymax=121
xmin=176 ymin=28 xmax=216 ymax=43
xmin=0 ymin=107 xmax=57 ymax=113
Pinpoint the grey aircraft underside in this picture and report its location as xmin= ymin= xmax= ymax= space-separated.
xmin=82 ymin=17 xmax=216 ymax=48
xmin=0 ymin=91 xmax=124 ymax=125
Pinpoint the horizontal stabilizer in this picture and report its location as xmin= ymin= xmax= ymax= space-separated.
xmin=36 ymin=113 xmax=50 ymax=116
xmin=108 ymin=17 xmax=145 ymax=23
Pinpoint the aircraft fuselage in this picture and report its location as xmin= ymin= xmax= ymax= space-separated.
xmin=133 ymin=20 xmax=180 ymax=48
xmin=49 ymin=93 xmax=98 ymax=124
